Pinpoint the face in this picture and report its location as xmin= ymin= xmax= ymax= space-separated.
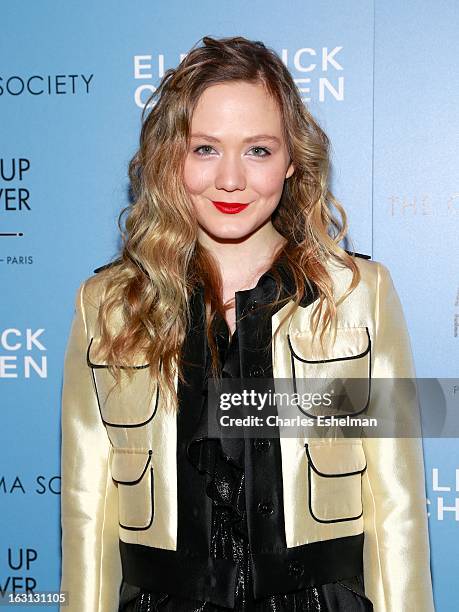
xmin=183 ymin=81 xmax=294 ymax=243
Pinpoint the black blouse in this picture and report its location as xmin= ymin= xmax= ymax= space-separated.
xmin=118 ymin=310 xmax=373 ymax=612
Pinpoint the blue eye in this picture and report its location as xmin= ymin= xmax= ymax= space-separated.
xmin=193 ymin=145 xmax=215 ymax=157
xmin=250 ymin=146 xmax=271 ymax=157
xmin=193 ymin=145 xmax=271 ymax=158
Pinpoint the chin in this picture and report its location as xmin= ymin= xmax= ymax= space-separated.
xmin=202 ymin=222 xmax=257 ymax=242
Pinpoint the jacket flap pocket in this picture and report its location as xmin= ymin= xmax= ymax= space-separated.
xmin=87 ymin=338 xmax=158 ymax=427
xmin=306 ymin=442 xmax=367 ymax=476
xmin=288 ymin=328 xmax=371 ymax=417
xmin=111 ymin=448 xmax=154 ymax=531
xmin=288 ymin=327 xmax=370 ymax=363
xmin=305 ymin=442 xmax=366 ymax=523
xmin=111 ymin=448 xmax=153 ymax=484
xmin=87 ymin=336 xmax=150 ymax=368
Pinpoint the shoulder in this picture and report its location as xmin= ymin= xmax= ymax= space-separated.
xmin=79 ymin=257 xmax=123 ymax=309
xmin=92 ymin=258 xmax=123 ymax=275
xmin=343 ymin=249 xmax=371 ymax=260
xmin=328 ymin=249 xmax=378 ymax=280
xmin=325 ymin=251 xmax=394 ymax=305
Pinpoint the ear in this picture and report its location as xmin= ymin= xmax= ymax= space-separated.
xmin=285 ymin=160 xmax=295 ymax=179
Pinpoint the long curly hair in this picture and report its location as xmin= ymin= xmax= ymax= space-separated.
xmin=91 ymin=35 xmax=361 ymax=412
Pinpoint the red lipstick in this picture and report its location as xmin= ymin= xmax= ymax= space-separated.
xmin=211 ymin=201 xmax=249 ymax=214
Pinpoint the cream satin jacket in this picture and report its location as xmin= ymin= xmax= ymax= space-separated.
xmin=59 ymin=255 xmax=435 ymax=612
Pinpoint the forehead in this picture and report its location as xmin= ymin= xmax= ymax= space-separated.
xmin=191 ymin=81 xmax=284 ymax=135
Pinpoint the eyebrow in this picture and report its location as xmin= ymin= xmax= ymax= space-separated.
xmin=190 ymin=132 xmax=281 ymax=145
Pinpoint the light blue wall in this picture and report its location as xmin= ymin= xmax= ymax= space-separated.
xmin=1 ymin=1 xmax=457 ymax=609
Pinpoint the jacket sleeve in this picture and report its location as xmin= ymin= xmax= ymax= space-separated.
xmin=60 ymin=280 xmax=122 ymax=611
xmin=362 ymin=263 xmax=435 ymax=611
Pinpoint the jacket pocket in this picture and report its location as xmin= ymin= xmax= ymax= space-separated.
xmin=87 ymin=337 xmax=159 ymax=427
xmin=288 ymin=327 xmax=371 ymax=417
xmin=305 ymin=441 xmax=367 ymax=523
xmin=111 ymin=448 xmax=154 ymax=530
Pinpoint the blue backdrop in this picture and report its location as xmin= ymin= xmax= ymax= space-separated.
xmin=1 ymin=1 xmax=458 ymax=610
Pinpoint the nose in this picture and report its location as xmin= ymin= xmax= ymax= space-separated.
xmin=214 ymin=153 xmax=247 ymax=192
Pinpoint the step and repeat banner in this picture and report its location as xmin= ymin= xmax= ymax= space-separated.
xmin=1 ymin=1 xmax=458 ymax=610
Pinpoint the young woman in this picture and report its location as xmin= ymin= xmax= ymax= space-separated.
xmin=60 ymin=36 xmax=435 ymax=612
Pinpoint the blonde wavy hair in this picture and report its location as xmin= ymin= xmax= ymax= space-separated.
xmin=93 ymin=35 xmax=361 ymax=411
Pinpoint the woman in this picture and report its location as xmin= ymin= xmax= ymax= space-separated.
xmin=60 ymin=36 xmax=434 ymax=611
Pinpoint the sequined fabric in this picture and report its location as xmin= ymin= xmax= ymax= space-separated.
xmin=118 ymin=313 xmax=373 ymax=612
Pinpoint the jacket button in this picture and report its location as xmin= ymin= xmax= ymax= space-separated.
xmin=257 ymin=501 xmax=274 ymax=516
xmin=249 ymin=365 xmax=265 ymax=377
xmin=254 ymin=439 xmax=271 ymax=453
xmin=247 ymin=300 xmax=258 ymax=312
xmin=288 ymin=561 xmax=304 ymax=578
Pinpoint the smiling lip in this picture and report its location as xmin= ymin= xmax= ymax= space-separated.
xmin=211 ymin=201 xmax=250 ymax=214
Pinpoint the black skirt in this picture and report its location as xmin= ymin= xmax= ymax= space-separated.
xmin=118 ymin=438 xmax=373 ymax=612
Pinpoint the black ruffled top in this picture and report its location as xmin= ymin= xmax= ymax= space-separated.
xmin=118 ymin=311 xmax=373 ymax=612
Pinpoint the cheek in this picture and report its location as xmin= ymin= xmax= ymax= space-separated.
xmin=251 ymin=166 xmax=287 ymax=196
xmin=183 ymin=158 xmax=210 ymax=194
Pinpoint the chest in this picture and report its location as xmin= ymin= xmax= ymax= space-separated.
xmin=88 ymin=293 xmax=373 ymax=452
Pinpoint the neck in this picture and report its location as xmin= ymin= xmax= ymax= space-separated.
xmin=198 ymin=221 xmax=287 ymax=289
